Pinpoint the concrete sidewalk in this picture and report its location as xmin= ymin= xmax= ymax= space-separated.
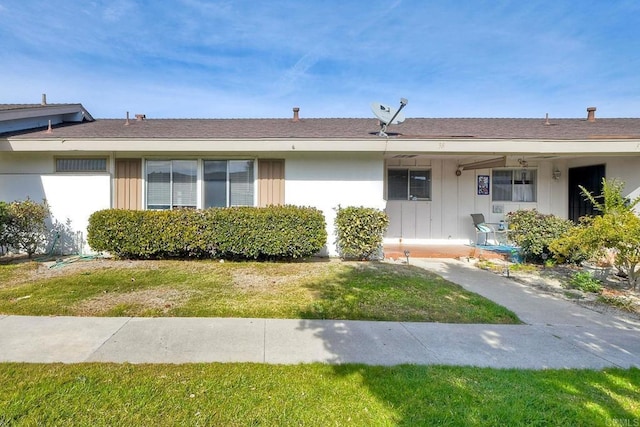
xmin=1 ymin=259 xmax=639 ymax=369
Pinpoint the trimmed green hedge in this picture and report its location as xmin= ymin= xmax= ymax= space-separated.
xmin=334 ymin=206 xmax=389 ymax=260
xmin=87 ymin=206 xmax=327 ymax=260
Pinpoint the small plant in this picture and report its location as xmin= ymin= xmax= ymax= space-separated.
xmin=568 ymin=271 xmax=602 ymax=293
xmin=507 ymin=263 xmax=538 ymax=273
xmin=598 ymin=291 xmax=635 ymax=312
xmin=475 ymin=260 xmax=497 ymax=271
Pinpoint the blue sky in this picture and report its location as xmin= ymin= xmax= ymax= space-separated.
xmin=1 ymin=1 xmax=639 ymax=119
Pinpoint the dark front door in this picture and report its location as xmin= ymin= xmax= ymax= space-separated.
xmin=568 ymin=164 xmax=605 ymax=222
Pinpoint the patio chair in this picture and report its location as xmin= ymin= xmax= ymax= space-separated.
xmin=471 ymin=213 xmax=507 ymax=245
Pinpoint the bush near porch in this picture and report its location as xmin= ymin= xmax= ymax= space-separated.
xmin=87 ymin=206 xmax=327 ymax=260
xmin=484 ymin=179 xmax=640 ymax=315
xmin=334 ymin=206 xmax=389 ymax=260
xmin=505 ymin=209 xmax=574 ymax=263
xmin=550 ymin=178 xmax=640 ymax=291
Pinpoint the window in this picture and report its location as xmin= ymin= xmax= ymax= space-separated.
xmin=492 ymin=169 xmax=537 ymax=202
xmin=146 ymin=160 xmax=197 ymax=209
xmin=387 ymin=169 xmax=431 ymax=200
xmin=203 ymin=160 xmax=254 ymax=207
xmin=145 ymin=159 xmax=255 ymax=210
xmin=56 ymin=157 xmax=107 ymax=172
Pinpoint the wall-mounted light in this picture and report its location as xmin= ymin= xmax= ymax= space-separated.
xmin=552 ymin=168 xmax=561 ymax=181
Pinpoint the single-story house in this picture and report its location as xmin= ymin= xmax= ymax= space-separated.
xmin=2 ymin=98 xmax=640 ymax=256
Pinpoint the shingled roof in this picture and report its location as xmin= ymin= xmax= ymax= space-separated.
xmin=4 ymin=115 xmax=640 ymax=140
xmin=0 ymin=102 xmax=94 ymax=122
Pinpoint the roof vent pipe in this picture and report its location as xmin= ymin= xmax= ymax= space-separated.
xmin=41 ymin=94 xmax=47 ymax=105
xmin=125 ymin=111 xmax=130 ymax=126
xmin=292 ymin=107 xmax=300 ymax=122
xmin=587 ymin=107 xmax=596 ymax=122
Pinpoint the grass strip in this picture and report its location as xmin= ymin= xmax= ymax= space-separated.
xmin=0 ymin=363 xmax=638 ymax=426
xmin=0 ymin=260 xmax=519 ymax=323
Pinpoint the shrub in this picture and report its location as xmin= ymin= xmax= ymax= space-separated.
xmin=5 ymin=198 xmax=50 ymax=258
xmin=206 ymin=206 xmax=327 ymax=260
xmin=551 ymin=178 xmax=640 ymax=290
xmin=548 ymin=218 xmax=592 ymax=265
xmin=87 ymin=206 xmax=327 ymax=260
xmin=506 ymin=209 xmax=574 ymax=263
xmin=334 ymin=206 xmax=389 ymax=260
xmin=0 ymin=201 xmax=9 ymax=253
xmin=568 ymin=271 xmax=602 ymax=293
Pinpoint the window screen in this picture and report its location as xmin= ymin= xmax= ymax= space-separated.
xmin=387 ymin=169 xmax=431 ymax=200
xmin=146 ymin=160 xmax=197 ymax=209
xmin=56 ymin=158 xmax=107 ymax=172
xmin=172 ymin=160 xmax=197 ymax=208
xmin=146 ymin=160 xmax=171 ymax=210
xmin=229 ymin=160 xmax=254 ymax=206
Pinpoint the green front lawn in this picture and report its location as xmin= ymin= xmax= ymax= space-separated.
xmin=0 ymin=259 xmax=519 ymax=323
xmin=0 ymin=363 xmax=638 ymax=426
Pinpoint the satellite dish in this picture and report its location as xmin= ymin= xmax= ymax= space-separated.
xmin=371 ymin=98 xmax=408 ymax=137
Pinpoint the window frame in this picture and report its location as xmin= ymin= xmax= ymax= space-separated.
xmin=386 ymin=167 xmax=432 ymax=201
xmin=144 ymin=158 xmax=256 ymax=210
xmin=491 ymin=168 xmax=537 ymax=202
xmin=145 ymin=159 xmax=198 ymax=210
xmin=203 ymin=159 xmax=255 ymax=208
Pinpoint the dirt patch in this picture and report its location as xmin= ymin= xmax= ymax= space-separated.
xmin=40 ymin=257 xmax=161 ymax=277
xmin=0 ymin=257 xmax=161 ymax=288
xmin=229 ymin=260 xmax=336 ymax=292
xmin=75 ymin=288 xmax=194 ymax=316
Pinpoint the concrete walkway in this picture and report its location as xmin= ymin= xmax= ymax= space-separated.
xmin=1 ymin=259 xmax=639 ymax=369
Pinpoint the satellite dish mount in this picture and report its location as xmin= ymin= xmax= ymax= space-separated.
xmin=371 ymin=98 xmax=408 ymax=137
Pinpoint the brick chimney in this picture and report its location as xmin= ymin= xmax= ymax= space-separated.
xmin=292 ymin=107 xmax=300 ymax=122
xmin=587 ymin=107 xmax=596 ymax=122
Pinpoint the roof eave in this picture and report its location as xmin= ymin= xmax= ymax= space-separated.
xmin=2 ymin=136 xmax=640 ymax=155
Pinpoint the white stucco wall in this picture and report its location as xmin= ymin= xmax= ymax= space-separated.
xmin=284 ymin=153 xmax=385 ymax=256
xmin=0 ymin=173 xmax=111 ymax=254
xmin=597 ymin=157 xmax=640 ymax=200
